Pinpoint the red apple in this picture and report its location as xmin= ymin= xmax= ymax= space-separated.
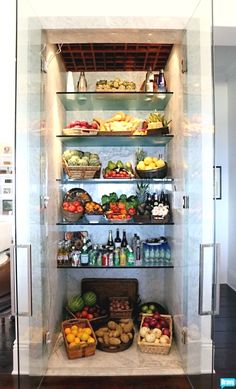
xmin=153 ymin=312 xmax=161 ymax=320
xmin=83 ymin=306 xmax=89 ymax=311
xmin=75 ymin=312 xmax=81 ymax=318
xmin=142 ymin=322 xmax=149 ymax=327
xmin=160 ymin=319 xmax=169 ymax=328
xmin=155 ymin=322 xmax=162 ymax=329
xmin=162 ymin=328 xmax=170 ymax=337
xmin=87 ymin=313 xmax=94 ymax=320
xmin=150 ymin=319 xmax=157 ymax=328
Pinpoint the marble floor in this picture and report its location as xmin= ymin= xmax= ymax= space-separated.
xmin=46 ymin=334 xmax=184 ymax=376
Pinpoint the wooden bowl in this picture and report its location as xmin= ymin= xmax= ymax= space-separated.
xmin=135 ymin=163 xmax=168 ymax=179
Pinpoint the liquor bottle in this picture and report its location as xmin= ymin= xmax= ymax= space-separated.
xmin=164 ymin=193 xmax=170 ymax=208
xmin=154 ymin=71 xmax=159 ymax=91
xmin=136 ymin=235 xmax=141 ymax=262
xmin=57 ymin=241 xmax=65 ymax=267
xmin=158 ymin=69 xmax=167 ymax=92
xmin=114 ymin=228 xmax=121 ymax=248
xmin=121 ymin=230 xmax=128 ymax=248
xmin=80 ymin=237 xmax=89 ymax=266
xmin=107 ymin=230 xmax=114 ymax=248
xmin=132 ymin=233 xmax=138 ymax=260
xmin=160 ymin=190 xmax=165 ymax=205
xmin=77 ymin=71 xmax=87 ymax=92
xmin=152 ymin=193 xmax=159 ymax=207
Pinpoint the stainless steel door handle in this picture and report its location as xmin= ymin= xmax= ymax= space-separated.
xmin=199 ymin=243 xmax=220 ymax=316
xmin=10 ymin=244 xmax=32 ymax=317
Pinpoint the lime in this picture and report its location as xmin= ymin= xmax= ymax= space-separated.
xmin=141 ymin=305 xmax=149 ymax=313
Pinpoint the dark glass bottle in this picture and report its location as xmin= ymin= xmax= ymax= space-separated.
xmin=80 ymin=237 xmax=89 ymax=266
xmin=121 ymin=230 xmax=128 ymax=248
xmin=114 ymin=228 xmax=121 ymax=248
xmin=107 ymin=230 xmax=114 ymax=248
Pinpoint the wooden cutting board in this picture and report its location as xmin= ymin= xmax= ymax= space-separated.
xmin=81 ymin=278 xmax=139 ymax=305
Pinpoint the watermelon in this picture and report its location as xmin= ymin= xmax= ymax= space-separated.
xmin=82 ymin=291 xmax=97 ymax=307
xmin=68 ymin=295 xmax=84 ymax=312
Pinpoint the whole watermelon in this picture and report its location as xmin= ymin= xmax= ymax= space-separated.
xmin=82 ymin=291 xmax=97 ymax=307
xmin=68 ymin=295 xmax=84 ymax=312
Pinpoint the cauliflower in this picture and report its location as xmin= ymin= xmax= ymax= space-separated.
xmin=67 ymin=156 xmax=80 ymax=166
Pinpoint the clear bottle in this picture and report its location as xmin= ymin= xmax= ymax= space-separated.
xmin=77 ymin=71 xmax=87 ymax=92
xmin=107 ymin=230 xmax=114 ymax=248
xmin=114 ymin=228 xmax=121 ymax=248
xmin=132 ymin=233 xmax=138 ymax=260
xmin=158 ymin=69 xmax=167 ymax=92
xmin=127 ymin=246 xmax=135 ymax=266
xmin=80 ymin=237 xmax=89 ymax=266
xmin=145 ymin=67 xmax=154 ymax=92
xmin=121 ymin=230 xmax=128 ymax=248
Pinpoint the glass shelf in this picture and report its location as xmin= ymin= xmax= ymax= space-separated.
xmin=57 ymin=134 xmax=173 ymax=147
xmin=57 ymin=91 xmax=173 ymax=111
xmin=57 ymin=262 xmax=174 ymax=269
xmin=57 ymin=177 xmax=174 ymax=184
xmin=57 ymin=219 xmax=174 ymax=226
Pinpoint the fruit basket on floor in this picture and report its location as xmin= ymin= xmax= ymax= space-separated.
xmin=62 ymin=318 xmax=97 ymax=359
xmin=95 ymin=318 xmax=135 ymax=353
xmin=137 ymin=313 xmax=172 ymax=355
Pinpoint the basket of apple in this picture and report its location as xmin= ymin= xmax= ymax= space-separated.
xmin=137 ymin=312 xmax=172 ymax=355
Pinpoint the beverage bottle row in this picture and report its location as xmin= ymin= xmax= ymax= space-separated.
xmin=144 ymin=68 xmax=167 ymax=93
xmin=57 ymin=229 xmax=171 ymax=267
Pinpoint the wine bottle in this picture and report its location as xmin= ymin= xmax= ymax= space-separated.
xmin=121 ymin=230 xmax=128 ymax=248
xmin=158 ymin=69 xmax=167 ymax=92
xmin=80 ymin=237 xmax=89 ymax=266
xmin=77 ymin=71 xmax=87 ymax=92
xmin=107 ymin=230 xmax=114 ymax=248
xmin=114 ymin=228 xmax=121 ymax=248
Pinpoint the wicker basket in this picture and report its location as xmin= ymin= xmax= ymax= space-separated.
xmin=62 ymin=158 xmax=101 ymax=179
xmin=137 ymin=314 xmax=172 ymax=355
xmin=62 ymin=128 xmax=98 ymax=136
xmin=61 ymin=207 xmax=84 ymax=222
xmin=109 ymin=297 xmax=133 ymax=319
xmin=62 ymin=318 xmax=97 ymax=359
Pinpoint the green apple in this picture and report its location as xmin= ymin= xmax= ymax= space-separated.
xmin=141 ymin=304 xmax=149 ymax=313
xmin=149 ymin=304 xmax=156 ymax=312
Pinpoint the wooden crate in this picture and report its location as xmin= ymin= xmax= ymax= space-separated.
xmin=137 ymin=314 xmax=172 ymax=355
xmin=109 ymin=297 xmax=133 ymax=319
xmin=62 ymin=319 xmax=97 ymax=360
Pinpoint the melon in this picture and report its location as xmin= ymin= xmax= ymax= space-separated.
xmin=68 ymin=295 xmax=84 ymax=312
xmin=82 ymin=291 xmax=97 ymax=307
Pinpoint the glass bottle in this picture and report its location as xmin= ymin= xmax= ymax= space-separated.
xmin=158 ymin=69 xmax=167 ymax=92
xmin=57 ymin=241 xmax=65 ymax=267
xmin=114 ymin=228 xmax=121 ymax=248
xmin=121 ymin=230 xmax=128 ymax=248
xmin=145 ymin=67 xmax=154 ymax=92
xmin=107 ymin=230 xmax=114 ymax=248
xmin=120 ymin=248 xmax=127 ymax=266
xmin=127 ymin=246 xmax=135 ymax=266
xmin=132 ymin=233 xmax=138 ymax=260
xmin=136 ymin=235 xmax=141 ymax=262
xmin=77 ymin=71 xmax=87 ymax=92
xmin=80 ymin=237 xmax=89 ymax=266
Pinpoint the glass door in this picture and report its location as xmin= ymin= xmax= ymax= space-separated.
xmin=183 ymin=0 xmax=217 ymax=387
xmin=13 ymin=0 xmax=47 ymax=387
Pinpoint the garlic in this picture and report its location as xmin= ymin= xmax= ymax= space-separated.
xmin=140 ymin=327 xmax=150 ymax=338
xmin=159 ymin=335 xmax=170 ymax=344
xmin=145 ymin=332 xmax=156 ymax=343
xmin=152 ymin=328 xmax=162 ymax=339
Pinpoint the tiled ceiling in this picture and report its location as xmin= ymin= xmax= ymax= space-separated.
xmin=59 ymin=43 xmax=173 ymax=72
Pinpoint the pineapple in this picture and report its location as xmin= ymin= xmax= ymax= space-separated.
xmin=136 ymin=183 xmax=149 ymax=205
xmin=136 ymin=148 xmax=147 ymax=164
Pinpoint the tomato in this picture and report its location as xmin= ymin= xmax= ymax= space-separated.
xmin=63 ymin=201 xmax=70 ymax=209
xmin=77 ymin=205 xmax=84 ymax=213
xmin=73 ymin=201 xmax=80 ymax=207
xmin=81 ymin=310 xmax=88 ymax=318
xmin=75 ymin=312 xmax=82 ymax=318
xmin=87 ymin=313 xmax=94 ymax=320
xmin=68 ymin=204 xmax=76 ymax=212
xmin=128 ymin=208 xmax=136 ymax=216
xmin=118 ymin=202 xmax=126 ymax=210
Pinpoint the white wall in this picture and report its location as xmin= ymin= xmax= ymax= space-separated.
xmin=214 ymin=77 xmax=229 ymax=283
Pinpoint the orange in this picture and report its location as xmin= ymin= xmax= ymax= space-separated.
xmin=64 ymin=327 xmax=71 ymax=335
xmin=80 ymin=332 xmax=89 ymax=341
xmin=66 ymin=333 xmax=75 ymax=343
xmin=74 ymin=337 xmax=80 ymax=344
xmin=71 ymin=329 xmax=78 ymax=336
xmin=84 ymin=328 xmax=92 ymax=335
xmin=68 ymin=342 xmax=77 ymax=349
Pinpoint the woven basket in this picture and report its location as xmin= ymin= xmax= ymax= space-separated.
xmin=61 ymin=207 xmax=84 ymax=222
xmin=137 ymin=314 xmax=172 ymax=355
xmin=109 ymin=297 xmax=133 ymax=319
xmin=62 ymin=158 xmax=101 ymax=179
xmin=62 ymin=318 xmax=97 ymax=360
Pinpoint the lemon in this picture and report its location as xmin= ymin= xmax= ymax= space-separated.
xmin=64 ymin=327 xmax=71 ymax=335
xmin=144 ymin=157 xmax=152 ymax=166
xmin=137 ymin=161 xmax=145 ymax=170
xmin=149 ymin=163 xmax=157 ymax=169
xmin=71 ymin=325 xmax=79 ymax=332
xmin=71 ymin=329 xmax=78 ymax=336
xmin=87 ymin=337 xmax=95 ymax=344
xmin=66 ymin=333 xmax=75 ymax=343
xmin=152 ymin=157 xmax=158 ymax=163
xmin=84 ymin=328 xmax=92 ymax=335
xmin=80 ymin=332 xmax=89 ymax=342
xmin=156 ymin=159 xmax=165 ymax=168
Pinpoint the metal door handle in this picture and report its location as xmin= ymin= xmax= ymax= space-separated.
xmin=199 ymin=243 xmax=220 ymax=316
xmin=10 ymin=244 xmax=32 ymax=317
